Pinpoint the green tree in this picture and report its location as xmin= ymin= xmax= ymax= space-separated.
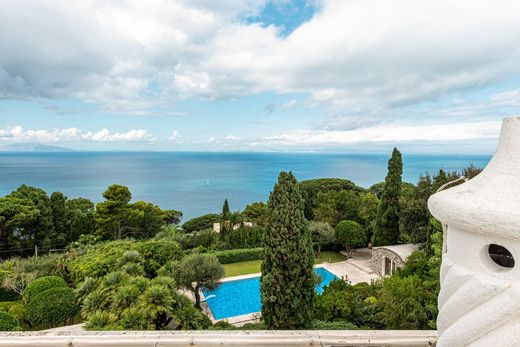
xmin=372 ymin=148 xmax=402 ymax=246
xmin=172 ymin=253 xmax=224 ymax=309
xmin=0 ymin=196 xmax=39 ymax=257
xmin=298 ymin=178 xmax=361 ymax=220
xmin=399 ymin=175 xmax=431 ymax=244
xmin=314 ymin=190 xmax=361 ymax=227
xmin=182 ymin=213 xmax=221 ymax=233
xmin=243 ymin=202 xmax=268 ymax=226
xmin=358 ymin=192 xmax=379 ymax=241
xmin=50 ymin=191 xmax=67 ymax=237
xmin=66 ymin=198 xmax=96 ymax=242
xmin=335 ymin=220 xmax=366 ymax=257
xmin=308 ymin=221 xmax=334 ymax=257
xmin=377 ymin=275 xmax=429 ymax=329
xmin=8 ymin=185 xmax=56 ymax=253
xmin=127 ymin=201 xmax=166 ymax=239
xmin=95 ymin=184 xmax=132 ymax=240
xmin=261 ymin=171 xmax=314 ymax=329
xmin=222 ymin=199 xmax=230 ymax=221
xmin=163 ymin=210 xmax=182 ymax=225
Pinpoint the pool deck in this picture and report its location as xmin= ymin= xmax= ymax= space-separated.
xmin=204 ymin=253 xmax=379 ymax=325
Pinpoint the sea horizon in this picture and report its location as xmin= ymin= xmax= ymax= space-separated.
xmin=0 ymin=151 xmax=490 ymax=220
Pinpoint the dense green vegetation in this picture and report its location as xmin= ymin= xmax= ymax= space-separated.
xmin=373 ymin=148 xmax=403 ymax=246
xmin=261 ymin=172 xmax=315 ymax=329
xmin=0 ymin=148 xmax=483 ymax=331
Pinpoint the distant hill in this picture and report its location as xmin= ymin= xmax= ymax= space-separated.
xmin=0 ymin=143 xmax=74 ymax=152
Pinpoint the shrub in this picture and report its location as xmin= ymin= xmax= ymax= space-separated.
xmin=84 ymin=311 xmax=118 ymax=330
xmin=26 ymin=287 xmax=78 ymax=328
xmin=311 ymin=320 xmax=358 ymax=330
xmin=0 ymin=254 xmax=66 ymax=294
xmin=172 ymin=305 xmax=212 ymax=330
xmin=0 ymin=301 xmax=15 ymax=312
xmin=0 ymin=288 xmax=19 ymax=302
xmin=119 ymin=307 xmax=152 ymax=330
xmin=0 ymin=311 xmax=20 ymax=331
xmin=8 ymin=302 xmax=26 ymax=323
xmin=224 ymin=225 xmax=264 ymax=249
xmin=182 ymin=213 xmax=221 ymax=233
xmin=137 ymin=240 xmax=182 ymax=276
xmin=22 ymin=276 xmax=68 ymax=304
xmin=211 ymin=320 xmax=235 ymax=330
xmin=377 ymin=275 xmax=430 ymax=329
xmin=67 ymin=239 xmax=182 ymax=284
xmin=211 ymin=248 xmax=263 ymax=264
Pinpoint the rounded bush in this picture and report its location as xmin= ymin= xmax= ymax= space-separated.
xmin=22 ymin=276 xmax=67 ymax=304
xmin=0 ymin=311 xmax=20 ymax=331
xmin=26 ymin=287 xmax=78 ymax=328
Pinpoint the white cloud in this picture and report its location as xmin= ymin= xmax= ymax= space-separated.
xmin=0 ymin=126 xmax=81 ymax=143
xmin=0 ymin=125 xmax=155 ymax=143
xmin=168 ymin=130 xmax=181 ymax=142
xmin=1 ymin=0 xmax=519 ymax=121
xmin=264 ymin=120 xmax=502 ymax=146
xmin=82 ymin=129 xmax=155 ymax=142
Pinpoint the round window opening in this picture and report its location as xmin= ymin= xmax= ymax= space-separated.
xmin=488 ymin=244 xmax=515 ymax=269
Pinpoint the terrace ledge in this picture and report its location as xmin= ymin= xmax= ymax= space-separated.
xmin=0 ymin=330 xmax=437 ymax=346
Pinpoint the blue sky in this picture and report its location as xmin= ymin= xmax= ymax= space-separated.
xmin=1 ymin=0 xmax=520 ymax=153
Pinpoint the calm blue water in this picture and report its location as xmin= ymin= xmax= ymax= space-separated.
xmin=0 ymin=152 xmax=490 ymax=220
xmin=203 ymin=267 xmax=337 ymax=320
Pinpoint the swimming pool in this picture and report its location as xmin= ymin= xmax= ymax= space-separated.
xmin=202 ymin=267 xmax=338 ymax=320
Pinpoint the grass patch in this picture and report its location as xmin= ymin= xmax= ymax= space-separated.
xmin=315 ymin=251 xmax=348 ymax=264
xmin=222 ymin=251 xmax=347 ymax=277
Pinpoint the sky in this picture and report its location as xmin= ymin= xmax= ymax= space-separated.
xmin=1 ymin=0 xmax=520 ymax=153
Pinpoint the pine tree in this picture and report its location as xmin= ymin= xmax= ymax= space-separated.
xmin=261 ymin=171 xmax=314 ymax=329
xmin=372 ymin=148 xmax=403 ymax=246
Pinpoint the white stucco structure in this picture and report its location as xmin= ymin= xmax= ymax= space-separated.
xmin=428 ymin=116 xmax=520 ymax=347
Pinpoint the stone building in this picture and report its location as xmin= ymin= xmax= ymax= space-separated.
xmin=371 ymin=244 xmax=419 ymax=276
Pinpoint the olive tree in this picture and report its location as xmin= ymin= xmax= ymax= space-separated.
xmin=309 ymin=221 xmax=335 ymax=257
xmin=172 ymin=253 xmax=224 ymax=309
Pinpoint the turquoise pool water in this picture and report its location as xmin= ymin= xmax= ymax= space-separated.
xmin=203 ymin=267 xmax=337 ymax=320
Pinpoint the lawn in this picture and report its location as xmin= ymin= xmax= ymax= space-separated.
xmin=223 ymin=251 xmax=347 ymax=277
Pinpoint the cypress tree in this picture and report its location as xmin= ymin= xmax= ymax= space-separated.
xmin=222 ymin=199 xmax=230 ymax=221
xmin=261 ymin=171 xmax=314 ymax=329
xmin=372 ymin=148 xmax=403 ymax=246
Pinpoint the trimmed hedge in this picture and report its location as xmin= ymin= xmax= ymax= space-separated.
xmin=0 ymin=311 xmax=20 ymax=331
xmin=26 ymin=287 xmax=78 ymax=328
xmin=211 ymin=248 xmax=263 ymax=264
xmin=22 ymin=276 xmax=68 ymax=304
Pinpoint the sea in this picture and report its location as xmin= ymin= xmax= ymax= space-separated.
xmin=0 ymin=152 xmax=490 ymax=220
